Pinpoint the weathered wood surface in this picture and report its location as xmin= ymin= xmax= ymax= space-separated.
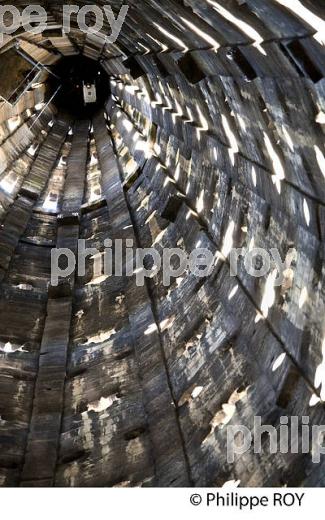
xmin=0 ymin=0 xmax=325 ymax=487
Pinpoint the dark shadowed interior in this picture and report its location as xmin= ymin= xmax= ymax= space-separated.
xmin=48 ymin=56 xmax=111 ymax=118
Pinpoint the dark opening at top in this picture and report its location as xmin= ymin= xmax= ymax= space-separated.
xmin=48 ymin=55 xmax=111 ymax=118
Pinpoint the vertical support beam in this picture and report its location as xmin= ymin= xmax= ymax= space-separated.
xmin=93 ymin=112 xmax=191 ymax=486
xmin=0 ymin=117 xmax=70 ymax=283
xmin=20 ymin=298 xmax=72 ymax=486
xmin=20 ymin=120 xmax=89 ymax=486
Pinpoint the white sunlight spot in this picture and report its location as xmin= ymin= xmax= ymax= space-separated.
xmin=221 ymin=220 xmax=235 ymax=258
xmin=282 ymin=125 xmax=294 ymax=152
xmin=228 ymin=285 xmax=239 ymax=301
xmin=299 ymin=287 xmax=308 ymax=309
xmin=138 ymin=195 xmax=150 ymax=211
xmin=210 ymin=388 xmax=247 ymax=433
xmin=237 ymin=114 xmax=246 ymax=132
xmin=0 ymin=177 xmax=16 ymax=194
xmin=3 ymin=342 xmax=12 ymax=353
xmin=138 ymin=42 xmax=150 ymax=55
xmin=316 ymin=111 xmax=325 ymax=124
xmin=115 ymin=294 xmax=125 ymax=306
xmin=153 ymin=143 xmax=161 ymax=156
xmin=309 ymin=394 xmax=321 ymax=407
xmin=135 ymin=140 xmax=153 ymax=159
xmin=90 ymin=154 xmax=98 ymax=167
xmin=158 ymin=79 xmax=165 ymax=94
xmin=314 ymin=145 xmax=325 ymax=179
xmin=303 ymin=199 xmax=311 ymax=227
xmin=58 ymin=155 xmax=66 ymax=169
xmin=191 ymin=386 xmax=204 ymax=399
xmin=185 ymin=105 xmax=194 ymax=124
xmin=1 ymin=342 xmax=28 ymax=353
xmin=132 ymin=131 xmax=140 ymax=143
xmin=152 ymin=229 xmax=167 ymax=246
xmin=153 ymin=23 xmax=188 ymax=52
xmin=160 ymin=317 xmax=175 ymax=331
xmin=207 ymin=0 xmax=267 ymax=54
xmin=272 ymin=353 xmax=286 ymax=372
xmin=43 ymin=194 xmax=58 ymax=212
xmin=175 ymin=162 xmax=181 ymax=181
xmin=145 ymin=323 xmax=158 ymax=335
xmin=16 ymin=284 xmax=33 ymax=291
xmin=196 ymin=189 xmax=205 ymax=213
xmin=255 ymin=269 xmax=277 ymax=323
xmin=229 ymin=149 xmax=236 ymax=166
xmin=145 ymin=211 xmax=157 ymax=225
xmin=84 ymin=329 xmax=116 ymax=345
xmin=35 ymin=102 xmax=45 ymax=111
xmin=163 ymin=176 xmax=176 ymax=187
xmin=123 ymin=119 xmax=133 ymax=132
xmin=214 ymin=251 xmax=223 ymax=268
xmin=314 ymin=337 xmax=325 ymax=402
xmin=251 ymin=166 xmax=257 ymax=187
xmin=264 ymin=132 xmax=285 ymax=194
xmin=7 ymin=116 xmax=21 ymax=133
xmin=175 ymin=149 xmax=180 ymax=164
xmin=180 ymin=16 xmax=220 ymax=49
xmin=186 ymin=208 xmax=198 ymax=220
xmin=196 ymin=106 xmax=209 ymax=141
xmin=27 ymin=144 xmax=38 ymax=156
xmin=222 ymin=480 xmax=241 ymax=488
xmin=221 ymin=114 xmax=238 ymax=166
xmin=86 ymin=275 xmax=109 ymax=286
xmin=212 ymin=403 xmax=236 ymax=428
xmin=88 ymin=395 xmax=118 ymax=413
xmin=176 ymin=276 xmax=185 ymax=287
xmin=125 ymin=85 xmax=136 ymax=94
xmin=274 ymin=0 xmax=325 ymax=46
